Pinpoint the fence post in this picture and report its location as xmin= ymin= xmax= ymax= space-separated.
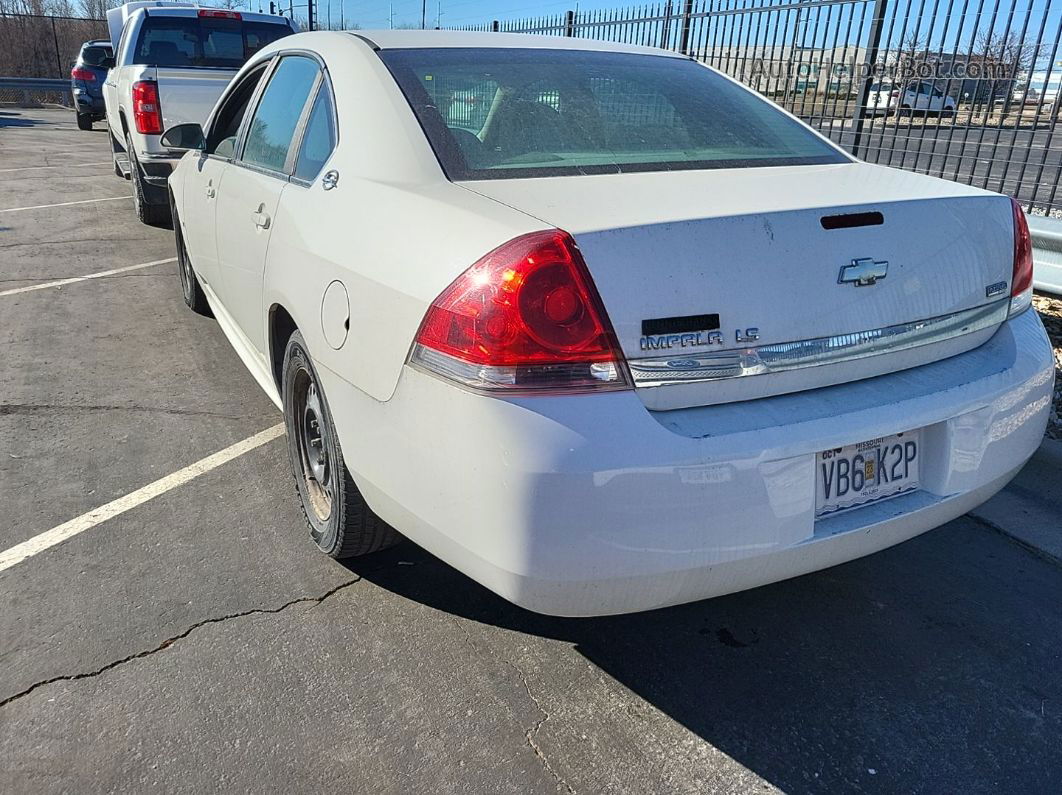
xmin=565 ymin=9 xmax=575 ymax=36
xmin=51 ymin=17 xmax=62 ymax=78
xmin=849 ymin=0 xmax=888 ymax=158
xmin=678 ymin=0 xmax=694 ymax=55
xmin=660 ymin=0 xmax=673 ymax=50
xmin=491 ymin=20 xmax=499 ymax=32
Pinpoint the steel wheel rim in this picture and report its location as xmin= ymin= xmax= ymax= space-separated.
xmin=294 ymin=370 xmax=334 ymax=523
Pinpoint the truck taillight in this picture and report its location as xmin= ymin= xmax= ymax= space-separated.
xmin=1009 ymin=198 xmax=1033 ymax=317
xmin=410 ymin=230 xmax=631 ymax=393
xmin=70 ymin=66 xmax=95 ymax=81
xmin=131 ymin=80 xmax=162 ymax=135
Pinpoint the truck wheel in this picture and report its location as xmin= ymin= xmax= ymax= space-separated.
xmin=171 ymin=195 xmax=212 ymax=317
xmin=126 ymin=133 xmax=169 ymax=227
xmin=76 ymin=113 xmax=93 ymax=131
xmin=282 ymin=330 xmax=400 ymax=559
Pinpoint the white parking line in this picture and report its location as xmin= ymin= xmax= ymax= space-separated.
xmin=0 ymin=161 xmax=112 ymax=173
xmin=0 ymin=423 xmax=286 ymax=574
xmin=0 ymin=196 xmax=129 ymax=214
xmin=0 ymin=258 xmax=176 ymax=297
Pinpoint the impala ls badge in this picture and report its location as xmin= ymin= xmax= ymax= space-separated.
xmin=839 ymin=257 xmax=888 ymax=286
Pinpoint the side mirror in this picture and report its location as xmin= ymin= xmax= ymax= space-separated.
xmin=160 ymin=123 xmax=204 ymax=151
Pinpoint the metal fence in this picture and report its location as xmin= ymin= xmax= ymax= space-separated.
xmin=0 ymin=13 xmax=107 ymax=80
xmin=454 ymin=0 xmax=1062 ymax=216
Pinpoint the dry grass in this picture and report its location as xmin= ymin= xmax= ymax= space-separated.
xmin=1033 ymin=292 xmax=1062 ymax=440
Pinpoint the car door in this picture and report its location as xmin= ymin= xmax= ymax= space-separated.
xmin=181 ymin=60 xmax=271 ymax=290
xmin=917 ymin=82 xmax=934 ymax=112
xmin=214 ymin=54 xmax=322 ymax=358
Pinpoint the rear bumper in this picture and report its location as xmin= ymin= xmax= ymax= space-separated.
xmin=318 ymin=309 xmax=1054 ymax=616
xmin=136 ymin=152 xmax=178 ymax=188
xmin=72 ymin=90 xmax=104 ymax=116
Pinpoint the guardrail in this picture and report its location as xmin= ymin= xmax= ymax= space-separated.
xmin=1028 ymin=214 xmax=1062 ymax=296
xmin=0 ymin=77 xmax=71 ymax=107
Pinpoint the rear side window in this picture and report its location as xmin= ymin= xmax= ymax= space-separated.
xmin=380 ymin=48 xmax=847 ymax=180
xmin=205 ymin=63 xmax=269 ymax=158
xmin=241 ymin=56 xmax=319 ymax=173
xmin=293 ymin=87 xmax=337 ymax=182
xmin=133 ymin=16 xmax=291 ymax=69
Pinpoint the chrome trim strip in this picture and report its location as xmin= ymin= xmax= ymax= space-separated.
xmin=629 ymin=300 xmax=1009 ymax=388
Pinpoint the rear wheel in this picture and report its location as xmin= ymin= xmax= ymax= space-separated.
xmin=282 ymin=331 xmax=400 ymax=559
xmin=126 ymin=132 xmax=169 ymax=227
xmin=171 ymin=195 xmax=212 ymax=317
xmin=76 ymin=113 xmax=93 ymax=131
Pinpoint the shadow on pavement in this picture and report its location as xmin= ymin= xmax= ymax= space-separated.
xmin=344 ymin=520 xmax=1062 ymax=792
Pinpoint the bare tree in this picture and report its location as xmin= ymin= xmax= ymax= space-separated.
xmin=973 ymin=30 xmax=1043 ymax=106
xmin=76 ymin=0 xmax=112 ymax=18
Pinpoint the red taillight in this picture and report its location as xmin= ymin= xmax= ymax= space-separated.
xmin=131 ymin=80 xmax=162 ymax=135
xmin=411 ymin=229 xmax=630 ymax=392
xmin=1009 ymin=198 xmax=1033 ymax=316
xmin=890 ymin=90 xmax=899 ymax=97
xmin=198 ymin=9 xmax=241 ymax=18
xmin=70 ymin=66 xmax=95 ymax=81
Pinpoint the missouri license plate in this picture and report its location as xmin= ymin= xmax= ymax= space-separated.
xmin=815 ymin=431 xmax=920 ymax=517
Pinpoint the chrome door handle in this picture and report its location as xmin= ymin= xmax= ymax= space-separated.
xmin=252 ymin=206 xmax=271 ymax=230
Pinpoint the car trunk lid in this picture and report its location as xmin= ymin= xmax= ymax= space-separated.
xmin=460 ymin=162 xmax=1015 ymax=410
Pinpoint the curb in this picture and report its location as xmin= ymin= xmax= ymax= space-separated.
xmin=968 ymin=436 xmax=1062 ymax=566
xmin=1033 ymin=435 xmax=1062 ymax=467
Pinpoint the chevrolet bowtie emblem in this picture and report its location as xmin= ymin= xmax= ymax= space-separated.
xmin=839 ymin=257 xmax=888 ymax=286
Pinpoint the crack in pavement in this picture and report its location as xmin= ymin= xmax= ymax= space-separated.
xmin=0 ymin=403 xmax=248 ymax=420
xmin=0 ymin=577 xmax=362 ymax=711
xmin=0 ymin=236 xmax=160 ymax=252
xmin=510 ymin=659 xmax=577 ymax=795
xmin=452 ymin=619 xmax=576 ymax=794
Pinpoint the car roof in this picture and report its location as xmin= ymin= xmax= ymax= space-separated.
xmin=84 ymin=39 xmax=112 ymax=47
xmin=350 ymin=29 xmax=687 ymax=59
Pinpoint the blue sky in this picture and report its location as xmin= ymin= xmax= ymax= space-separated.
xmin=250 ymin=0 xmax=1062 ymax=71
xmin=301 ymin=0 xmax=622 ymax=30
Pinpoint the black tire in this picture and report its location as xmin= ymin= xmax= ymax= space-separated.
xmin=282 ymin=331 xmax=399 ymax=559
xmin=171 ymin=195 xmax=212 ymax=317
xmin=76 ymin=113 xmax=93 ymax=131
xmin=126 ymin=132 xmax=170 ymax=227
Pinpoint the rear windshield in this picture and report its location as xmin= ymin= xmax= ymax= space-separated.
xmin=133 ymin=16 xmax=291 ymax=69
xmin=380 ymin=48 xmax=848 ymax=180
xmin=80 ymin=44 xmax=113 ymax=66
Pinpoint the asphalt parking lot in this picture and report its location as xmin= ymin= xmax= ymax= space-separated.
xmin=2 ymin=107 xmax=1061 ymax=793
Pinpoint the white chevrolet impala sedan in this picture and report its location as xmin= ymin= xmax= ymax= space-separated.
xmin=164 ymin=30 xmax=1054 ymax=616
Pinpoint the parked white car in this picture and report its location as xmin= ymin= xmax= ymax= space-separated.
xmin=1014 ymin=71 xmax=1061 ymax=111
xmin=103 ymin=2 xmax=295 ymax=224
xmin=164 ymin=31 xmax=1053 ymax=616
xmin=867 ymin=81 xmax=957 ymax=116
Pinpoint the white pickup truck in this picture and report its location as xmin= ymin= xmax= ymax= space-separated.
xmin=103 ymin=2 xmax=296 ymax=224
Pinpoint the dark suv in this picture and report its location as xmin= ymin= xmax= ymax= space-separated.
xmin=71 ymin=39 xmax=114 ymax=130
